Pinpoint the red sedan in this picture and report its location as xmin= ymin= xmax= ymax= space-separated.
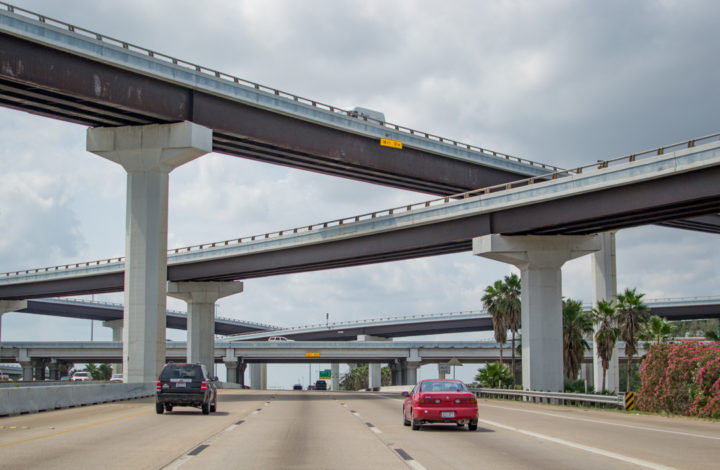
xmin=402 ymin=379 xmax=478 ymax=431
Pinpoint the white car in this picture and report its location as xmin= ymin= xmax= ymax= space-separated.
xmin=268 ymin=336 xmax=293 ymax=342
xmin=70 ymin=371 xmax=91 ymax=382
xmin=109 ymin=373 xmax=123 ymax=383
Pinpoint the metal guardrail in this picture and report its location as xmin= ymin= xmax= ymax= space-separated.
xmin=470 ymin=387 xmax=624 ymax=408
xmin=2 ymin=131 xmax=718 ymax=280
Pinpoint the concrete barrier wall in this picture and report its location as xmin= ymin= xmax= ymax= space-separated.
xmin=0 ymin=383 xmax=155 ymax=417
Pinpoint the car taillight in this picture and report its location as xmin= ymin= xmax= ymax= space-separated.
xmin=454 ymin=397 xmax=477 ymax=404
xmin=156 ymin=380 xmax=161 ymax=391
xmin=418 ymin=397 xmax=441 ymax=404
xmin=201 ymin=381 xmax=207 ymax=390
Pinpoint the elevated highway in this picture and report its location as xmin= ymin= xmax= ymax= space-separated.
xmin=2 ymin=136 xmax=719 ymax=300
xmin=0 ymin=2 xmax=553 ymax=195
xmin=7 ymin=296 xmax=719 ymax=341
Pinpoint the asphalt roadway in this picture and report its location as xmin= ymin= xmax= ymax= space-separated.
xmin=0 ymin=390 xmax=718 ymax=469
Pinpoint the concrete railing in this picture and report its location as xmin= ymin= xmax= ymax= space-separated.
xmin=470 ymin=387 xmax=624 ymax=408
xmin=0 ymin=382 xmax=155 ymax=417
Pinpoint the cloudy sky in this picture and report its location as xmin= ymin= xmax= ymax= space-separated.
xmin=1 ymin=0 xmax=719 ymax=386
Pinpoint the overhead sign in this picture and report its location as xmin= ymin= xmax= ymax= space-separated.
xmin=380 ymin=138 xmax=403 ymax=149
xmin=438 ymin=364 xmax=451 ymax=375
xmin=319 ymin=369 xmax=331 ymax=379
xmin=305 ymin=352 xmax=320 ymax=358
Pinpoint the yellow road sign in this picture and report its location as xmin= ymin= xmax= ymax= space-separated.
xmin=305 ymin=352 xmax=320 ymax=358
xmin=380 ymin=138 xmax=402 ymax=149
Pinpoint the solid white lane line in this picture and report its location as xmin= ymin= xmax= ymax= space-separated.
xmin=478 ymin=418 xmax=677 ymax=470
xmin=479 ymin=403 xmax=720 ymax=441
xmin=162 ymin=455 xmax=194 ymax=470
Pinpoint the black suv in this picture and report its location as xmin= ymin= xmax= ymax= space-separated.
xmin=315 ymin=380 xmax=328 ymax=390
xmin=156 ymin=363 xmax=218 ymax=415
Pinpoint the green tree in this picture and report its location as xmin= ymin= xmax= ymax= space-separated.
xmin=592 ymin=299 xmax=619 ymax=393
xmin=616 ymin=288 xmax=649 ymax=392
xmin=482 ymin=280 xmax=508 ymax=365
xmin=83 ymin=363 xmax=113 ymax=380
xmin=503 ymin=274 xmax=522 ymax=385
xmin=706 ymin=331 xmax=720 ymax=341
xmin=562 ymin=298 xmax=593 ymax=380
xmin=475 ymin=362 xmax=513 ymax=389
xmin=640 ymin=315 xmax=673 ymax=345
xmin=339 ymin=365 xmax=391 ymax=390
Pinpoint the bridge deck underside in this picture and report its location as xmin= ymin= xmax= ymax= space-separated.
xmin=0 ymin=33 xmax=529 ymax=195
xmin=2 ymin=164 xmax=720 ymax=300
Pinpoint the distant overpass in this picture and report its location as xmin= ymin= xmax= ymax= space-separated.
xmin=8 ymin=296 xmax=720 ymax=341
xmin=0 ymin=340 xmax=648 ymax=366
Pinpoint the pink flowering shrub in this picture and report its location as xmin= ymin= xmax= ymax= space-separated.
xmin=638 ymin=342 xmax=720 ymax=418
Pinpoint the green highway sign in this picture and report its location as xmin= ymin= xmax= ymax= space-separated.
xmin=319 ymin=369 xmax=331 ymax=379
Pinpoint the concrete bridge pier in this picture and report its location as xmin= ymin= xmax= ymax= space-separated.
xmin=103 ymin=319 xmax=124 ymax=374
xmin=249 ymin=363 xmax=267 ymax=389
xmin=474 ymin=234 xmax=599 ymax=392
xmin=331 ymin=363 xmax=340 ymax=391
xmin=358 ymin=335 xmax=388 ymax=390
xmin=223 ymin=356 xmax=238 ymax=384
xmin=592 ymin=231 xmax=619 ymax=392
xmin=167 ymin=281 xmax=243 ymax=375
xmin=87 ymin=121 xmax=212 ymax=383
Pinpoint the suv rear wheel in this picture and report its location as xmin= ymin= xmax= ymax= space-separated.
xmin=201 ymin=402 xmax=210 ymax=415
xmin=155 ymin=402 xmax=164 ymax=414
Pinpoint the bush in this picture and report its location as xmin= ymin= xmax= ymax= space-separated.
xmin=564 ymin=378 xmax=587 ymax=393
xmin=638 ymin=342 xmax=720 ymax=418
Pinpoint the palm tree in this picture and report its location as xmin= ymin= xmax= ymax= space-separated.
xmin=640 ymin=315 xmax=673 ymax=345
xmin=503 ymin=274 xmax=522 ymax=384
xmin=592 ymin=299 xmax=619 ymax=393
xmin=482 ymin=280 xmax=508 ymax=365
xmin=562 ymin=298 xmax=593 ymax=380
xmin=475 ymin=362 xmax=513 ymax=389
xmin=616 ymin=288 xmax=649 ymax=392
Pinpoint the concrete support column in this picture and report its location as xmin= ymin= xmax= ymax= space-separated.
xmin=249 ymin=363 xmax=267 ymax=390
xmin=237 ymin=362 xmax=247 ymax=386
xmin=358 ymin=335 xmax=388 ymax=390
xmin=224 ymin=359 xmax=238 ymax=384
xmin=474 ymin=234 xmax=599 ymax=392
xmin=167 ymin=281 xmax=243 ymax=374
xmin=103 ymin=319 xmax=124 ymax=374
xmin=368 ymin=363 xmax=382 ymax=391
xmin=389 ymin=360 xmax=401 ymax=385
xmin=405 ymin=361 xmax=421 ymax=386
xmin=592 ymin=231 xmax=619 ymax=392
xmin=20 ymin=362 xmax=33 ymax=381
xmin=87 ymin=122 xmax=212 ymax=383
xmin=48 ymin=359 xmax=59 ymax=381
xmin=331 ymin=363 xmax=340 ymax=391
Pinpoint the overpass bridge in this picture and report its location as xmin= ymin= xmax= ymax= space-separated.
xmin=1 ymin=2 xmax=719 ymax=391
xmin=0 ymin=339 xmax=649 ymax=387
xmin=2 ymin=136 xmax=720 ymax=300
xmin=0 ymin=2 xmax=553 ymax=195
xmin=6 ymin=296 xmax=720 ymax=341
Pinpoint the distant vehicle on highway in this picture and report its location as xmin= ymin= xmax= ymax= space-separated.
xmin=402 ymin=379 xmax=478 ymax=431
xmin=70 ymin=371 xmax=91 ymax=382
xmin=315 ymin=380 xmax=327 ymax=391
xmin=155 ymin=363 xmax=217 ymax=415
xmin=268 ymin=336 xmax=293 ymax=342
xmin=292 ymin=384 xmax=303 ymax=390
xmin=307 ymin=384 xmax=315 ymax=391
xmin=109 ymin=374 xmax=123 ymax=383
xmin=0 ymin=373 xmax=10 ymax=382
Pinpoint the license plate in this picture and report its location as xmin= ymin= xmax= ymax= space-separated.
xmin=175 ymin=382 xmax=186 ymax=388
xmin=441 ymin=411 xmax=455 ymax=418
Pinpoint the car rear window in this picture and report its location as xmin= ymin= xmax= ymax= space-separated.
xmin=160 ymin=364 xmax=203 ymax=381
xmin=420 ymin=381 xmax=467 ymax=392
